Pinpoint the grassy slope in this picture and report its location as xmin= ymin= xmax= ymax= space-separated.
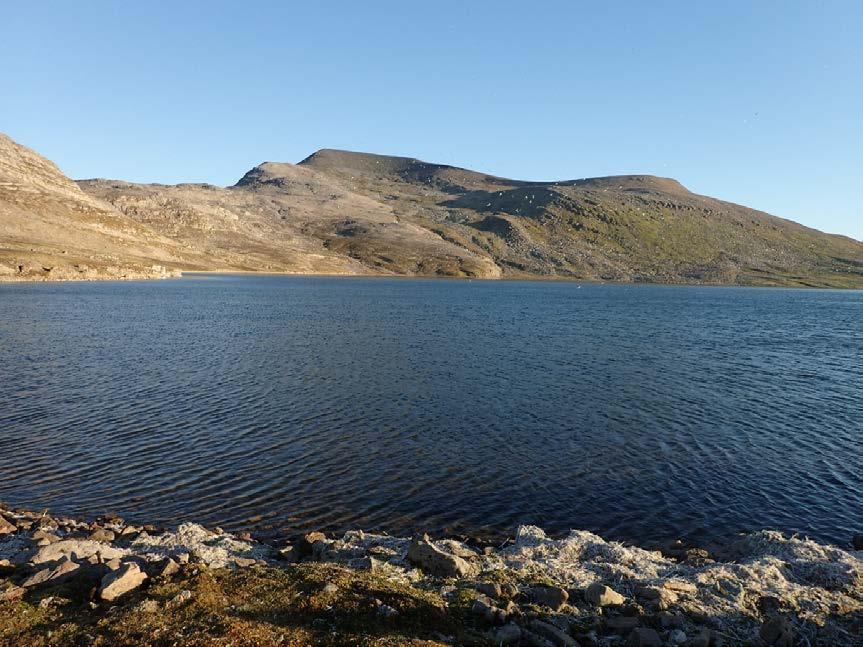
xmin=297 ymin=153 xmax=863 ymax=287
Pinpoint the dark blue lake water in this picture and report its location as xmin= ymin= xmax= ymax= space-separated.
xmin=0 ymin=276 xmax=861 ymax=546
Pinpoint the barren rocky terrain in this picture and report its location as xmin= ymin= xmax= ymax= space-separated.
xmin=1 ymin=506 xmax=861 ymax=646
xmin=3 ymin=133 xmax=862 ymax=286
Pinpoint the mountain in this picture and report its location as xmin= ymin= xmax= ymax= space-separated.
xmin=2 ymin=134 xmax=862 ymax=287
xmin=291 ymin=149 xmax=863 ymax=287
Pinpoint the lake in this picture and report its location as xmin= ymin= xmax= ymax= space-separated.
xmin=1 ymin=275 xmax=861 ymax=546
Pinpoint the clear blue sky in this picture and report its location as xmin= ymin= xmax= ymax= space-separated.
xmin=3 ymin=1 xmax=861 ymax=240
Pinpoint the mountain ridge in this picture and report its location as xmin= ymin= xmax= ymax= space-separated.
xmin=2 ymin=133 xmax=861 ymax=287
xmin=297 ymin=148 xmax=694 ymax=194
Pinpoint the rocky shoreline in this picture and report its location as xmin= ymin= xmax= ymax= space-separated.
xmin=0 ymin=262 xmax=182 ymax=282
xmin=1 ymin=506 xmax=861 ymax=646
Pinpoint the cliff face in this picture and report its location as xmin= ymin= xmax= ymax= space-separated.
xmin=3 ymin=134 xmax=862 ymax=286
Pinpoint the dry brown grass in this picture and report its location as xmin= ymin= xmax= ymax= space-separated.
xmin=0 ymin=562 xmax=482 ymax=647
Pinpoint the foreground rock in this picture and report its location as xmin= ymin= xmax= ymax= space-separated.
xmin=0 ymin=517 xmax=16 ymax=536
xmin=585 ymin=582 xmax=626 ymax=606
xmin=527 ymin=585 xmax=569 ymax=610
xmin=99 ymin=562 xmax=148 ymax=601
xmin=1 ymin=506 xmax=861 ymax=645
xmin=406 ymin=534 xmax=475 ymax=578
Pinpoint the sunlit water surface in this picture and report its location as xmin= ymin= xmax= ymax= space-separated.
xmin=1 ymin=276 xmax=861 ymax=545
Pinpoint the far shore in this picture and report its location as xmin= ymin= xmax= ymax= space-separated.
xmin=3 ymin=267 xmax=860 ymax=290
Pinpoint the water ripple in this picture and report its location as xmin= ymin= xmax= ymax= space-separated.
xmin=0 ymin=277 xmax=861 ymax=545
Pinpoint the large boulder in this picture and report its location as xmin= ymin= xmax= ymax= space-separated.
xmin=99 ymin=562 xmax=148 ymax=601
xmin=32 ymin=539 xmax=125 ymax=565
xmin=406 ymin=535 xmax=474 ymax=578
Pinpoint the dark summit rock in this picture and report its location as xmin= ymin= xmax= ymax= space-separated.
xmin=299 ymin=531 xmax=328 ymax=557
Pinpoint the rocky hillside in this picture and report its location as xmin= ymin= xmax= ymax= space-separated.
xmin=0 ymin=134 xmax=193 ymax=281
xmin=3 ymin=133 xmax=862 ymax=286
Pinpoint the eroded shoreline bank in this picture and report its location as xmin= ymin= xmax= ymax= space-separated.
xmin=1 ymin=506 xmax=861 ymax=646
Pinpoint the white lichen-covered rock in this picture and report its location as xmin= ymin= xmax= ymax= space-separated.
xmin=326 ymin=530 xmax=482 ymax=582
xmin=500 ymin=525 xmax=863 ymax=634
xmin=130 ymin=523 xmax=273 ymax=568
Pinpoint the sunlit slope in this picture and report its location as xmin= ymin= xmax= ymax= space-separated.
xmin=0 ymin=134 xmax=217 ymax=280
xmin=3 ymin=133 xmax=860 ymax=286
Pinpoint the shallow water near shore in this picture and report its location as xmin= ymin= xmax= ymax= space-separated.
xmin=1 ymin=275 xmax=861 ymax=546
